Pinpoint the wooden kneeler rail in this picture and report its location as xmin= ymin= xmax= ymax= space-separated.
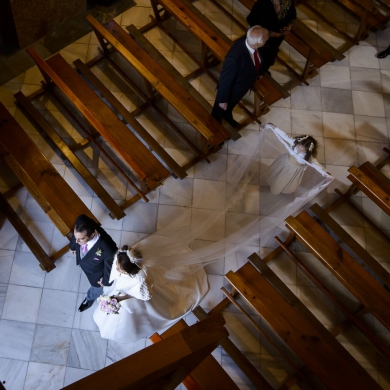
xmin=62 ymin=314 xmax=229 ymax=390
xmin=0 ymin=102 xmax=96 ymax=271
xmin=221 ymin=254 xmax=381 ymax=390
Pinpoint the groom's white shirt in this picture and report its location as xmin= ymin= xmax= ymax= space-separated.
xmin=80 ymin=233 xmax=100 ymax=259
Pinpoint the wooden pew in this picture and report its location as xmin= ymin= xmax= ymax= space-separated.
xmin=347 ymin=162 xmax=390 ymax=217
xmin=85 ymin=14 xmax=236 ymax=149
xmin=284 ymin=210 xmax=390 ymax=333
xmin=295 ymin=0 xmax=387 ymax=49
xmin=14 ymin=91 xmax=126 ymax=220
xmin=192 ymin=306 xmax=274 ymax=390
xmin=326 ymin=157 xmax=390 ymax=242
xmin=71 ymin=59 xmax=189 ymax=180
xmin=274 ymin=203 xmax=390 ymax=361
xmin=326 ymin=151 xmax=390 ymax=243
xmin=149 ymin=0 xmax=290 ymax=119
xmin=212 ymin=0 xmax=345 ymax=86
xmin=126 ymin=24 xmax=240 ymax=143
xmin=222 ymin=253 xmax=382 ymax=390
xmin=282 ymin=19 xmax=345 ymax=84
xmin=0 ymin=192 xmax=55 ymax=272
xmin=150 ymin=318 xmax=240 ymax=389
xmin=0 ymin=102 xmax=96 ymax=271
xmin=26 ymin=47 xmax=171 ymax=202
xmin=309 ymin=203 xmax=390 ymax=290
xmin=62 ymin=314 xmax=229 ymax=390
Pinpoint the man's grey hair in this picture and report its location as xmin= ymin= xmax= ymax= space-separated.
xmin=247 ymin=26 xmax=269 ymax=45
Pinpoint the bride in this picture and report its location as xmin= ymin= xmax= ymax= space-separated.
xmin=93 ymin=245 xmax=209 ymax=343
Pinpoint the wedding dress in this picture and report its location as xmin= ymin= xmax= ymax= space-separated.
xmin=93 ymin=257 xmax=209 ymax=343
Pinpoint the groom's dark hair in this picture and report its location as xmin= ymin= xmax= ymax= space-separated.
xmin=74 ymin=214 xmax=99 ymax=237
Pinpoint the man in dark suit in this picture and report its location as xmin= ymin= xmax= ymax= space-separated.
xmin=69 ymin=214 xmax=118 ymax=312
xmin=211 ymin=26 xmax=270 ymax=127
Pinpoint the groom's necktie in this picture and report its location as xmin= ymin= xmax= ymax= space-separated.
xmin=81 ymin=244 xmax=88 ymax=254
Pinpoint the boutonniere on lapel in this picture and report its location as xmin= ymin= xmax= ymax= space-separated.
xmin=95 ymin=248 xmax=103 ymax=257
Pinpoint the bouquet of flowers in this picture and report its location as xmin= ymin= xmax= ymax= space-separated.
xmin=97 ymin=294 xmax=121 ymax=315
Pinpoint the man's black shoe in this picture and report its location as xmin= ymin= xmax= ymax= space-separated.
xmin=378 ymin=48 xmax=390 ymax=59
xmin=78 ymin=298 xmax=94 ymax=312
xmin=227 ymin=118 xmax=239 ymax=128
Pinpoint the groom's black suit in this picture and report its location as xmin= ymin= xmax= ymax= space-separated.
xmin=70 ymin=226 xmax=117 ymax=287
xmin=212 ymin=36 xmax=271 ymax=124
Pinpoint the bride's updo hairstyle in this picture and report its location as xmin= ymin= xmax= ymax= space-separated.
xmin=116 ymin=245 xmax=142 ymax=276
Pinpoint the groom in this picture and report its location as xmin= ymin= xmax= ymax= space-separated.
xmin=69 ymin=214 xmax=118 ymax=312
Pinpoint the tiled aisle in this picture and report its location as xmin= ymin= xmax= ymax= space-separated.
xmin=1 ymin=0 xmax=390 ymax=388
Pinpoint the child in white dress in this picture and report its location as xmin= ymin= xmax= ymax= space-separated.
xmin=93 ymin=245 xmax=208 ymax=343
xmin=267 ymin=125 xmax=332 ymax=194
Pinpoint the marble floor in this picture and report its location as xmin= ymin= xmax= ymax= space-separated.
xmin=1 ymin=0 xmax=390 ymax=389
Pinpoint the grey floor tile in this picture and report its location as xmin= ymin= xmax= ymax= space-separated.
xmin=30 ymin=324 xmax=72 ymax=366
xmin=2 ymin=285 xmax=42 ymax=323
xmin=324 ymin=138 xmax=358 ymax=167
xmin=9 ymin=251 xmax=46 ymax=288
xmin=291 ymin=86 xmax=322 ymax=111
xmin=37 ymin=289 xmax=77 ymax=328
xmin=106 ymin=338 xmax=146 ymax=366
xmin=63 ymin=367 xmax=95 ymax=387
xmin=122 ymin=202 xmax=159 ymax=234
xmin=44 ymin=254 xmax=81 ymax=293
xmin=321 ymin=87 xmax=354 ymax=114
xmin=67 ymin=329 xmax=108 ymax=370
xmin=351 ymin=67 xmax=382 ymax=93
xmin=0 ymin=283 xmax=6 ymax=317
xmin=24 ymin=362 xmax=66 ymax=390
xmin=0 ymin=320 xmax=35 ymax=360
xmin=0 ymin=358 xmax=28 ymax=390
xmin=72 ymin=293 xmax=99 ymax=331
xmin=0 ymin=249 xmax=14 ymax=284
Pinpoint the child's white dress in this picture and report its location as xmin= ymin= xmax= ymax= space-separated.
xmin=267 ymin=127 xmax=330 ymax=194
xmin=93 ymin=258 xmax=208 ymax=343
